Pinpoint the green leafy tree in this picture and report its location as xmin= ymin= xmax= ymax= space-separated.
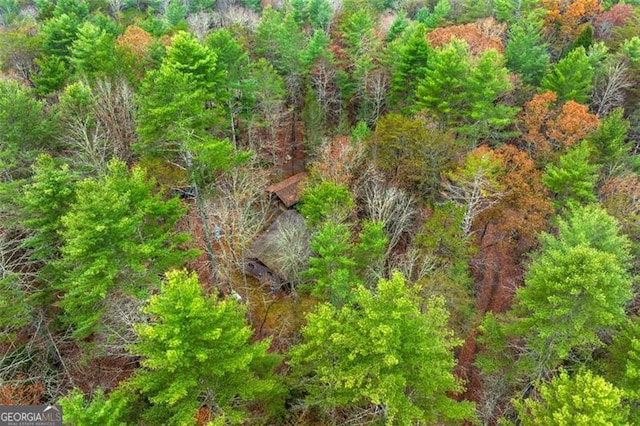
xmin=135 ymin=64 xmax=213 ymax=154
xmin=304 ymin=220 xmax=358 ymax=304
xmin=165 ymin=31 xmax=222 ymax=98
xmin=206 ymin=29 xmax=253 ymax=142
xmin=308 ymin=0 xmax=333 ymax=30
xmin=514 ymin=369 xmax=629 ymax=425
xmin=55 ymin=160 xmax=193 ymax=339
xmin=385 ymin=12 xmax=409 ymax=42
xmin=165 ymin=0 xmax=187 ymax=27
xmin=604 ymin=318 xmax=640 ymax=423
xmin=511 ymin=204 xmax=633 ymax=373
xmin=254 ymin=7 xmax=307 ymax=98
xmin=541 ymin=46 xmax=594 ymax=103
xmin=289 ymin=272 xmax=475 ymax=424
xmin=32 ymin=55 xmax=68 ymax=96
xmin=464 ymin=49 xmax=518 ymax=140
xmin=416 ymin=36 xmax=471 ymax=126
xmin=505 ymin=17 xmax=549 ymax=86
xmin=367 ymin=113 xmax=457 ymax=200
xmin=131 ymin=270 xmax=281 ymax=425
xmin=416 ymin=0 xmax=451 ymax=28
xmin=542 ymin=141 xmax=599 ymax=208
xmin=352 ymin=220 xmax=387 ymax=283
xmin=339 ymin=8 xmax=384 ymax=124
xmin=52 ymin=0 xmax=89 ymax=20
xmin=587 ymin=108 xmax=632 ymax=174
xmin=494 ymin=0 xmax=540 ymax=24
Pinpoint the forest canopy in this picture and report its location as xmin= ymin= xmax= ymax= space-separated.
xmin=1 ymin=0 xmax=640 ymax=424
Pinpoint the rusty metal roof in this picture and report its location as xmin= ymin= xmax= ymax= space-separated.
xmin=265 ymin=172 xmax=308 ymax=208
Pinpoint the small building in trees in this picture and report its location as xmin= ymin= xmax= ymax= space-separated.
xmin=265 ymin=172 xmax=307 ymax=209
xmin=245 ymin=209 xmax=309 ymax=291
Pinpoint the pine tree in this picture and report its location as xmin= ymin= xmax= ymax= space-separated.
xmin=389 ymin=23 xmax=431 ymax=110
xmin=416 ymin=39 xmax=470 ymax=126
xmin=542 ymin=141 xmax=599 ymax=208
xmin=21 ymin=155 xmax=77 ymax=262
xmin=70 ymin=21 xmax=117 ymax=79
xmin=55 ymin=160 xmax=193 ymax=338
xmin=505 ymin=17 xmax=549 ymax=86
xmin=289 ymin=272 xmax=476 ymax=424
xmin=541 ymin=46 xmax=594 ymax=103
xmin=511 ymin=204 xmax=633 ymax=373
xmin=131 ymin=270 xmax=281 ymax=424
xmin=515 ymin=370 xmax=629 ymax=425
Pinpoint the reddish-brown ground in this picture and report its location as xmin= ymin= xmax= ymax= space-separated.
xmin=455 ymin=224 xmax=524 ymax=413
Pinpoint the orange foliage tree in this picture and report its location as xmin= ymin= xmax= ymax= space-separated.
xmin=478 ymin=145 xmax=554 ymax=255
xmin=542 ymin=0 xmax=603 ymax=49
xmin=519 ymin=91 xmax=600 ymax=160
xmin=594 ymin=4 xmax=635 ymax=41
xmin=115 ymin=25 xmax=154 ymax=79
xmin=426 ymin=17 xmax=506 ymax=57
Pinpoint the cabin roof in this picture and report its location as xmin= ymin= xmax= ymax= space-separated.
xmin=246 ymin=210 xmax=307 ymax=280
xmin=265 ymin=172 xmax=308 ymax=208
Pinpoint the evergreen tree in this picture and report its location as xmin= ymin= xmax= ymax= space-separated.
xmin=416 ymin=41 xmax=516 ymax=141
xmin=515 ymin=370 xmax=629 ymax=425
xmin=0 ymin=80 xmax=54 ymax=179
xmin=308 ymin=0 xmax=332 ymax=30
xmin=542 ymin=141 xmax=599 ymax=208
xmin=59 ymin=388 xmax=131 ymax=426
xmin=289 ymin=272 xmax=476 ymax=424
xmin=304 ymin=220 xmax=358 ymax=304
xmin=165 ymin=31 xmax=222 ymax=98
xmin=21 ymin=155 xmax=77 ymax=262
xmin=464 ymin=49 xmax=518 ymax=140
xmin=70 ymin=21 xmax=118 ymax=79
xmin=505 ymin=17 xmax=549 ymax=86
xmin=541 ymin=46 xmax=594 ymax=104
xmin=389 ymin=23 xmax=431 ymax=110
xmin=40 ymin=13 xmax=81 ymax=62
xmin=587 ymin=108 xmax=632 ymax=173
xmin=511 ymin=204 xmax=633 ymax=373
xmin=298 ymin=181 xmax=354 ymax=226
xmin=131 ymin=270 xmax=281 ymax=424
xmin=55 ymin=160 xmax=193 ymax=338
xmin=32 ymin=55 xmax=68 ymax=96
xmin=416 ymin=39 xmax=470 ymax=126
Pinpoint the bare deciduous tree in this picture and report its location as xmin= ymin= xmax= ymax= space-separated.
xmin=388 ymin=246 xmax=435 ymax=283
xmin=356 ymin=167 xmax=417 ymax=256
xmin=92 ymin=78 xmax=137 ymax=164
xmin=442 ymin=151 xmax=505 ymax=236
xmin=206 ymin=162 xmax=273 ymax=286
xmin=187 ymin=11 xmax=214 ymax=40
xmin=95 ymin=291 xmax=146 ymax=360
xmin=592 ymin=59 xmax=632 ymax=116
xmin=365 ymin=69 xmax=389 ymax=126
